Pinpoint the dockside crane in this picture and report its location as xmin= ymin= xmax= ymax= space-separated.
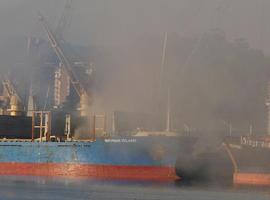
xmin=38 ymin=13 xmax=91 ymax=116
xmin=1 ymin=76 xmax=24 ymax=116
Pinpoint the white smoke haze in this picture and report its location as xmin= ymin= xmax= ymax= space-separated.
xmin=0 ymin=1 xmax=270 ymax=136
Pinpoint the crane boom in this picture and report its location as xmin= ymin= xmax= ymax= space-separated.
xmin=2 ymin=77 xmax=21 ymax=102
xmin=38 ymin=13 xmax=88 ymax=98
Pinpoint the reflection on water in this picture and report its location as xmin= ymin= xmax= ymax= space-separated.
xmin=0 ymin=176 xmax=269 ymax=200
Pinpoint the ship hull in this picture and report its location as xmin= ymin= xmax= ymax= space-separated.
xmin=0 ymin=136 xmax=195 ymax=181
xmin=225 ymin=136 xmax=270 ymax=186
xmin=233 ymin=173 xmax=270 ymax=186
xmin=0 ymin=163 xmax=177 ymax=181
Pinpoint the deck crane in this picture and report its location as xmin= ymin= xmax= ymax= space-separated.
xmin=38 ymin=13 xmax=91 ymax=116
xmin=1 ymin=76 xmax=24 ymax=116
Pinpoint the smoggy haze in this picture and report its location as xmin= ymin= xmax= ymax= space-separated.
xmin=0 ymin=0 xmax=270 ymax=134
xmin=0 ymin=0 xmax=269 ymax=53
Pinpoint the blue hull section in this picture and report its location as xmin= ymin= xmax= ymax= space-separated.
xmin=0 ymin=136 xmax=195 ymax=167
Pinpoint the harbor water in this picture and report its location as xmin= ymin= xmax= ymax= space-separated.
xmin=0 ymin=176 xmax=269 ymax=200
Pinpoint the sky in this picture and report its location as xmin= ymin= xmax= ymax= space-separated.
xmin=0 ymin=0 xmax=270 ymax=53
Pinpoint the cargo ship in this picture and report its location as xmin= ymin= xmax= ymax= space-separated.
xmin=0 ymin=9 xmax=198 ymax=181
xmin=0 ymin=93 xmax=195 ymax=181
xmin=221 ymin=80 xmax=270 ymax=186
xmin=0 ymin=135 xmax=195 ymax=181
xmin=0 ymin=94 xmax=195 ymax=181
xmin=223 ymin=135 xmax=270 ymax=186
xmin=0 ymin=68 xmax=196 ymax=182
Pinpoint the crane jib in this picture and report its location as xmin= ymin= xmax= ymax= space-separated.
xmin=38 ymin=13 xmax=89 ymax=98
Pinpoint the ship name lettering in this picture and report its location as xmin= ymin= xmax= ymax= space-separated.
xmin=241 ymin=137 xmax=247 ymax=145
xmin=240 ymin=137 xmax=270 ymax=149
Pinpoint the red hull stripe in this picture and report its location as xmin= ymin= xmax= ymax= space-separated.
xmin=234 ymin=173 xmax=270 ymax=186
xmin=0 ymin=163 xmax=179 ymax=181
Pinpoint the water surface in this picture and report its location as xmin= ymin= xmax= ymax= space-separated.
xmin=0 ymin=176 xmax=269 ymax=200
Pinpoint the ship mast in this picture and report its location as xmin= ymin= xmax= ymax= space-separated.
xmin=160 ymin=32 xmax=168 ymax=82
xmin=160 ymin=32 xmax=172 ymax=132
xmin=165 ymin=87 xmax=171 ymax=132
xmin=266 ymin=81 xmax=270 ymax=135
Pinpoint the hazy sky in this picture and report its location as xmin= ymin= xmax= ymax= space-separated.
xmin=0 ymin=0 xmax=270 ymax=53
xmin=0 ymin=1 xmax=269 ymax=132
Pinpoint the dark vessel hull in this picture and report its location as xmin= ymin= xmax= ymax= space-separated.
xmin=225 ymin=136 xmax=270 ymax=186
